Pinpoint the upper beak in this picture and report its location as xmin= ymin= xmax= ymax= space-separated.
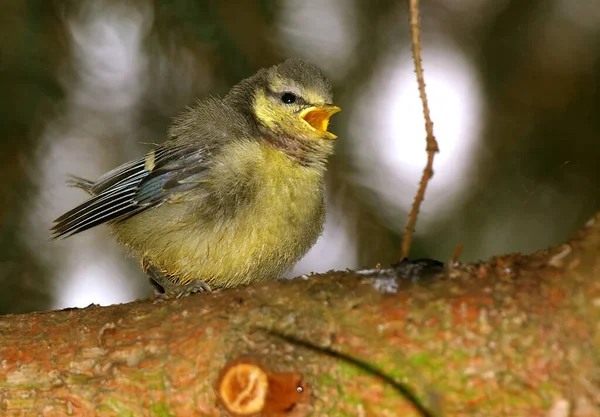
xmin=299 ymin=105 xmax=341 ymax=140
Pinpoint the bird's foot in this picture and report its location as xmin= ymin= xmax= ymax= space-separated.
xmin=144 ymin=260 xmax=211 ymax=299
xmin=173 ymin=279 xmax=212 ymax=298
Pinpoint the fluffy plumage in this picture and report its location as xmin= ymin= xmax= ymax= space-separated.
xmin=51 ymin=58 xmax=340 ymax=296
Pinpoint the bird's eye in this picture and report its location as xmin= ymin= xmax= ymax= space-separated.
xmin=281 ymin=92 xmax=297 ymax=104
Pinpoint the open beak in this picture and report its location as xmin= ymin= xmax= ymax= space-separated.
xmin=299 ymin=105 xmax=341 ymax=140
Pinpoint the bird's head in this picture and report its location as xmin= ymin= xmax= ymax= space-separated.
xmin=227 ymin=59 xmax=341 ymax=160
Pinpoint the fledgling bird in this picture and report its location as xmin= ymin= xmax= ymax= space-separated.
xmin=51 ymin=58 xmax=341 ymax=297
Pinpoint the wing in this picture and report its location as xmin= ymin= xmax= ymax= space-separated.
xmin=51 ymin=144 xmax=210 ymax=239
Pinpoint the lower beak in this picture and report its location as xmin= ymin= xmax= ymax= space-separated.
xmin=299 ymin=105 xmax=341 ymax=140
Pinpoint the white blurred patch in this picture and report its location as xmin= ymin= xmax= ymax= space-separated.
xmin=276 ymin=0 xmax=357 ymax=79
xmin=53 ymin=244 xmax=141 ymax=308
xmin=68 ymin=1 xmax=152 ymax=114
xmin=290 ymin=193 xmax=358 ymax=277
xmin=349 ymin=42 xmax=483 ymax=231
xmin=27 ymin=0 xmax=155 ymax=309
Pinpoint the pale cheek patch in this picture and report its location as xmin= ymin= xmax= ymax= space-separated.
xmin=253 ymin=92 xmax=280 ymax=130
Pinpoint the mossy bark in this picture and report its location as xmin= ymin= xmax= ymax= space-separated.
xmin=2 ymin=214 xmax=600 ymax=416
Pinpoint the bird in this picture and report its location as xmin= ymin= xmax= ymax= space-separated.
xmin=51 ymin=58 xmax=341 ymax=297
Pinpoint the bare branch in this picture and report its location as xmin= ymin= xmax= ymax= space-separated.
xmin=400 ymin=0 xmax=440 ymax=261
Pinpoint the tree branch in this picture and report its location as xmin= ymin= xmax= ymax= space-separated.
xmin=1 ymin=213 xmax=600 ymax=416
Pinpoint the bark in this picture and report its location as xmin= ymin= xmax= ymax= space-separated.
xmin=1 ymin=214 xmax=600 ymax=417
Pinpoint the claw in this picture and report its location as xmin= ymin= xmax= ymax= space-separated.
xmin=145 ymin=262 xmax=211 ymax=298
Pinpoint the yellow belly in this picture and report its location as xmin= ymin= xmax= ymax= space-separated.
xmin=111 ymin=140 xmax=326 ymax=288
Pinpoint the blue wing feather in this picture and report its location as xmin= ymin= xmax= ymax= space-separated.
xmin=51 ymin=144 xmax=208 ymax=238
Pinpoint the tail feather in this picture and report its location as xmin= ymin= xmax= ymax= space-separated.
xmin=66 ymin=175 xmax=96 ymax=195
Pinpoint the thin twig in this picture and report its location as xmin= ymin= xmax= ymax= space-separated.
xmin=450 ymin=243 xmax=463 ymax=265
xmin=400 ymin=0 xmax=440 ymax=261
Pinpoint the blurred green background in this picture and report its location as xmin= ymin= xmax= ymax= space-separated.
xmin=1 ymin=0 xmax=598 ymax=313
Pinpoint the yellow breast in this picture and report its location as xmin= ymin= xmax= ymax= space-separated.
xmin=113 ymin=140 xmax=326 ymax=288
